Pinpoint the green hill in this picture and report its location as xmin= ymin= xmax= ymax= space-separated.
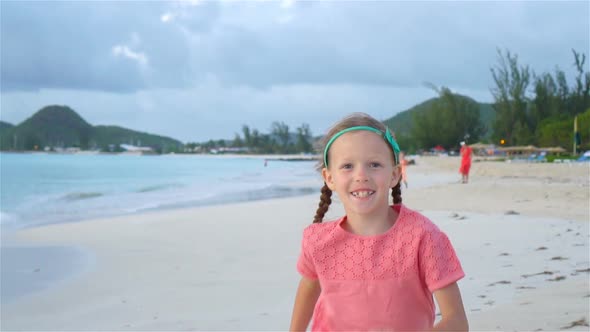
xmin=0 ymin=121 xmax=14 ymax=130
xmin=92 ymin=125 xmax=183 ymax=153
xmin=383 ymin=98 xmax=437 ymax=137
xmin=383 ymin=96 xmax=495 ymax=139
xmin=0 ymin=105 xmax=183 ymax=152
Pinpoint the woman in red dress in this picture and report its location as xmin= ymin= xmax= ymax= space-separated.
xmin=459 ymin=141 xmax=472 ymax=184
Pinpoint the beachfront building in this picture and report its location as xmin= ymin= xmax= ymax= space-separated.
xmin=494 ymin=145 xmax=567 ymax=162
xmin=497 ymin=145 xmax=566 ymax=157
xmin=469 ymin=143 xmax=497 ymax=156
xmin=119 ymin=144 xmax=155 ymax=155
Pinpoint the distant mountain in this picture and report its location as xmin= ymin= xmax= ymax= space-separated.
xmin=0 ymin=105 xmax=183 ymax=152
xmin=383 ymin=96 xmax=496 ymax=139
xmin=0 ymin=121 xmax=14 ymax=130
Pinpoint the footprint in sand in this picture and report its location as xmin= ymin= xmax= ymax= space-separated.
xmin=572 ymin=268 xmax=590 ymax=276
xmin=521 ymin=271 xmax=553 ymax=278
xmin=560 ymin=318 xmax=589 ymax=329
xmin=487 ymin=280 xmax=511 ymax=286
xmin=550 ymin=256 xmax=568 ymax=261
xmin=449 ymin=213 xmax=467 ymax=220
xmin=546 ymin=275 xmax=566 ymax=282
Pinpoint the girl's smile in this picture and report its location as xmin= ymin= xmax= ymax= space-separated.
xmin=350 ymin=189 xmax=375 ymax=199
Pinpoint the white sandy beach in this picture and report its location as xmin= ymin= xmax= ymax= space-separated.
xmin=2 ymin=157 xmax=589 ymax=331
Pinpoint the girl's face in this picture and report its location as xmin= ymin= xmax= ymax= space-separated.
xmin=322 ymin=131 xmax=400 ymax=219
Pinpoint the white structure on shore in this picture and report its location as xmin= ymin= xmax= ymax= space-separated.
xmin=120 ymin=144 xmax=154 ymax=153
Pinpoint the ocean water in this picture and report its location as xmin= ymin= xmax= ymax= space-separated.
xmin=0 ymin=153 xmax=320 ymax=230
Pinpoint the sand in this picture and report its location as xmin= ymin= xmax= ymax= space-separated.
xmin=1 ymin=156 xmax=588 ymax=331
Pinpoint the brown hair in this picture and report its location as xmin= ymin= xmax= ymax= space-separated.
xmin=312 ymin=112 xmax=402 ymax=223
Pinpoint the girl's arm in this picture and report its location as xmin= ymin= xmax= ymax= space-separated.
xmin=431 ymin=282 xmax=469 ymax=331
xmin=289 ymin=277 xmax=321 ymax=331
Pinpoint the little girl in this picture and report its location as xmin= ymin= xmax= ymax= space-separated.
xmin=290 ymin=113 xmax=468 ymax=331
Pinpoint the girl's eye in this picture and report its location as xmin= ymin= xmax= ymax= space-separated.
xmin=370 ymin=162 xmax=382 ymax=168
xmin=341 ymin=163 xmax=353 ymax=169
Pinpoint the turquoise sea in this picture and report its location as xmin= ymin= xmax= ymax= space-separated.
xmin=0 ymin=153 xmax=319 ymax=230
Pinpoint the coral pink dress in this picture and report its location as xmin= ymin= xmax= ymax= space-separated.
xmin=297 ymin=204 xmax=464 ymax=331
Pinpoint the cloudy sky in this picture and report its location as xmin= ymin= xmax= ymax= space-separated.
xmin=1 ymin=1 xmax=588 ymax=143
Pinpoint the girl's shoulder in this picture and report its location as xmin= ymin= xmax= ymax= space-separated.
xmin=302 ymin=217 xmax=342 ymax=240
xmin=398 ymin=205 xmax=443 ymax=235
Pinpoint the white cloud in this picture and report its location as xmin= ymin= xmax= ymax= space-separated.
xmin=161 ymin=12 xmax=175 ymax=23
xmin=281 ymin=0 xmax=295 ymax=9
xmin=112 ymin=45 xmax=148 ymax=66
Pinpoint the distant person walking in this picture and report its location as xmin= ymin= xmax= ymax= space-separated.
xmin=399 ymin=151 xmax=408 ymax=188
xmin=459 ymin=141 xmax=472 ymax=184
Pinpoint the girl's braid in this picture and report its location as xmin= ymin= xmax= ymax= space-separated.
xmin=391 ymin=181 xmax=402 ymax=205
xmin=313 ymin=183 xmax=332 ymax=223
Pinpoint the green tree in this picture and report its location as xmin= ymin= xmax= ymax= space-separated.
xmin=271 ymin=121 xmax=290 ymax=152
xmin=531 ymin=72 xmax=559 ymax=125
xmin=251 ymin=129 xmax=261 ymax=152
xmin=555 ymin=68 xmax=570 ymax=114
xmin=571 ymin=49 xmax=590 ymax=116
xmin=537 ymin=109 xmax=590 ymax=151
xmin=232 ymin=133 xmax=243 ymax=148
xmin=242 ymin=125 xmax=252 ymax=148
xmin=490 ymin=49 xmax=531 ymax=145
xmin=411 ymin=85 xmax=484 ymax=150
xmin=295 ymin=123 xmax=313 ymax=153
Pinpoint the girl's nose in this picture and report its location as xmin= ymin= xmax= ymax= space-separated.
xmin=355 ymin=166 xmax=369 ymax=182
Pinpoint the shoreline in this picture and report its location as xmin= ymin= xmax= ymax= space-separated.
xmin=2 ymin=157 xmax=588 ymax=330
xmin=0 ymin=154 xmax=321 ymax=232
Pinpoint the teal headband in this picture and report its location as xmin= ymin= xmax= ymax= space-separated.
xmin=323 ymin=126 xmax=401 ymax=167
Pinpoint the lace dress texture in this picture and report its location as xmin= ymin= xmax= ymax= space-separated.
xmin=297 ymin=204 xmax=464 ymax=331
